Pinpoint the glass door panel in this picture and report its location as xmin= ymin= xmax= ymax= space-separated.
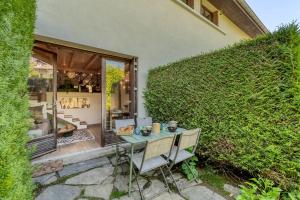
xmin=28 ymin=56 xmax=57 ymax=157
xmin=105 ymin=59 xmax=132 ymax=131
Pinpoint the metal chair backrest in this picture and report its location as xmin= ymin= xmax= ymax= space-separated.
xmin=139 ymin=135 xmax=175 ymax=171
xmin=115 ymin=119 xmax=135 ymax=130
xmin=136 ymin=117 xmax=152 ymax=127
xmin=178 ymin=128 xmax=201 ymax=154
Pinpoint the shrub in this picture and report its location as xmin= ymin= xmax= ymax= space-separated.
xmin=145 ymin=23 xmax=300 ymax=189
xmin=237 ymin=178 xmax=281 ymax=200
xmin=0 ymin=0 xmax=36 ymax=199
xmin=237 ymin=178 xmax=300 ymax=200
xmin=181 ymin=155 xmax=199 ymax=180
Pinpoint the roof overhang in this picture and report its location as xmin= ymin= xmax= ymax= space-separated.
xmin=208 ymin=0 xmax=269 ymax=37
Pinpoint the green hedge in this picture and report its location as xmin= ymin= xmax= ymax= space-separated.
xmin=0 ymin=0 xmax=36 ymax=199
xmin=145 ymin=24 xmax=300 ymax=189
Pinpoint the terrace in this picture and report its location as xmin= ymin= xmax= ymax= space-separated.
xmin=33 ymin=153 xmax=235 ymax=200
xmin=2 ymin=1 xmax=300 ymax=200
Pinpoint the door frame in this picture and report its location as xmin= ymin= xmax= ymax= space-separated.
xmin=34 ymin=35 xmax=138 ymax=148
xmin=28 ymin=47 xmax=58 ymax=158
xmin=100 ymin=57 xmax=138 ymax=146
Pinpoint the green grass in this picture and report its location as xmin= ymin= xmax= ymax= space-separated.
xmin=198 ymin=166 xmax=238 ymax=197
xmin=109 ymin=189 xmax=127 ymax=200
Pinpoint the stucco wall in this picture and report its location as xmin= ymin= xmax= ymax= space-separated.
xmin=35 ymin=0 xmax=251 ymax=117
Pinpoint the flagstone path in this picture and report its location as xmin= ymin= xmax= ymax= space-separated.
xmin=34 ymin=156 xmax=230 ymax=200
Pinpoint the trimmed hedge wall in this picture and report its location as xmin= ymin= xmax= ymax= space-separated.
xmin=0 ymin=0 xmax=36 ymax=199
xmin=145 ymin=24 xmax=300 ymax=189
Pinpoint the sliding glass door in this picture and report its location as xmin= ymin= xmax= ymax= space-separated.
xmin=102 ymin=58 xmax=137 ymax=145
xmin=28 ymin=51 xmax=57 ymax=157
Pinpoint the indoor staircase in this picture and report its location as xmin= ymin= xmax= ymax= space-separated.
xmin=47 ymin=109 xmax=87 ymax=129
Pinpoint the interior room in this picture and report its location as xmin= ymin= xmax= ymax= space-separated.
xmin=28 ymin=42 xmax=103 ymax=158
xmin=28 ymin=41 xmax=134 ymax=158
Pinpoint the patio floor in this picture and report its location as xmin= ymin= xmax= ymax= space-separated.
xmin=34 ymin=155 xmax=229 ymax=200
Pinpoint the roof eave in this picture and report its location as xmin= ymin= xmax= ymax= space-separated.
xmin=208 ymin=0 xmax=269 ymax=38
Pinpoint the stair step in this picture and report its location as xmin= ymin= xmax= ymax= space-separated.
xmin=64 ymin=115 xmax=73 ymax=118
xmin=77 ymin=125 xmax=87 ymax=130
xmin=72 ymin=118 xmax=80 ymax=122
xmin=57 ymin=111 xmax=64 ymax=114
xmin=80 ymin=121 xmax=87 ymax=125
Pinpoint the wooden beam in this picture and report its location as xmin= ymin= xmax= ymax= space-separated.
xmin=32 ymin=47 xmax=53 ymax=64
xmin=84 ymin=55 xmax=99 ymax=70
xmin=34 ymin=42 xmax=58 ymax=54
xmin=68 ymin=51 xmax=75 ymax=68
xmin=68 ymin=52 xmax=75 ymax=68
xmin=56 ymin=67 xmax=99 ymax=73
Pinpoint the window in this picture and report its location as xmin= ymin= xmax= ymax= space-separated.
xmin=180 ymin=0 xmax=194 ymax=8
xmin=201 ymin=5 xmax=218 ymax=25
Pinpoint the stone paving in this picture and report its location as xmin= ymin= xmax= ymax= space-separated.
xmin=34 ymin=156 xmax=232 ymax=200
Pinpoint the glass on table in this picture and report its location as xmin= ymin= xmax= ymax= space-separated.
xmin=160 ymin=123 xmax=168 ymax=131
xmin=134 ymin=126 xmax=141 ymax=135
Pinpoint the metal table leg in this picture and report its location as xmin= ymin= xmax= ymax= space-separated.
xmin=113 ymin=143 xmax=119 ymax=175
xmin=128 ymin=143 xmax=134 ymax=196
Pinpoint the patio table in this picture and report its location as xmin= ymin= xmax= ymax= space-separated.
xmin=120 ymin=127 xmax=186 ymax=196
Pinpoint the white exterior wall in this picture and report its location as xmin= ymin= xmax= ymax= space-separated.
xmin=35 ymin=0 xmax=251 ymax=117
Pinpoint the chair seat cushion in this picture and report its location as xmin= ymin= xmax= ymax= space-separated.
xmin=131 ymin=152 xmax=168 ymax=174
xmin=164 ymin=146 xmax=194 ymax=164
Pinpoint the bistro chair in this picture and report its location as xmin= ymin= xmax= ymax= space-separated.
xmin=131 ymin=135 xmax=178 ymax=200
xmin=113 ymin=119 xmax=135 ymax=174
xmin=136 ymin=117 xmax=152 ymax=127
xmin=164 ymin=128 xmax=201 ymax=181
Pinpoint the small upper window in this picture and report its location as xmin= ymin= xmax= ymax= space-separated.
xmin=201 ymin=6 xmax=218 ymax=25
xmin=180 ymin=0 xmax=194 ymax=8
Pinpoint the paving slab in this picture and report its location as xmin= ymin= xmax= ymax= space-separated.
xmin=110 ymin=156 xmax=128 ymax=166
xmin=182 ymin=185 xmax=227 ymax=200
xmin=152 ymin=192 xmax=185 ymax=200
xmin=65 ymin=166 xmax=114 ymax=185
xmin=84 ymin=184 xmax=113 ymax=200
xmin=170 ymin=192 xmax=186 ymax=200
xmin=130 ymin=191 xmax=144 ymax=200
xmin=224 ymin=184 xmax=240 ymax=198
xmin=35 ymin=185 xmax=81 ymax=200
xmin=103 ymin=176 xmax=115 ymax=184
xmin=177 ymin=178 xmax=201 ymax=189
xmin=114 ymin=175 xmax=129 ymax=192
xmin=33 ymin=160 xmax=63 ymax=177
xmin=33 ymin=172 xmax=57 ymax=185
xmin=58 ymin=157 xmax=110 ymax=177
xmin=132 ymin=177 xmax=148 ymax=191
xmin=166 ymin=172 xmax=183 ymax=181
xmin=112 ymin=196 xmax=135 ymax=200
xmin=142 ymin=179 xmax=166 ymax=200
xmin=212 ymin=192 xmax=228 ymax=200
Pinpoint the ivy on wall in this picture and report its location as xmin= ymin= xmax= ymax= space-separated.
xmin=145 ymin=23 xmax=300 ymax=189
xmin=0 ymin=0 xmax=36 ymax=199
